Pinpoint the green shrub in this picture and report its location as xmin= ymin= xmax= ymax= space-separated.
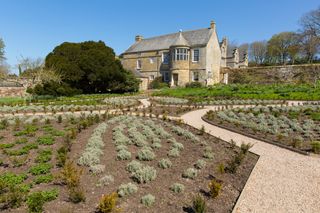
xmin=34 ymin=174 xmax=54 ymax=184
xmin=116 ymin=149 xmax=131 ymax=160
xmin=57 ymin=115 xmax=62 ymax=123
xmin=182 ymin=168 xmax=198 ymax=179
xmin=14 ymin=125 xmax=38 ymax=137
xmin=226 ymin=152 xmax=245 ymax=174
xmin=240 ymin=143 xmax=253 ymax=155
xmin=26 ymin=191 xmax=45 ymax=213
xmin=137 ymin=147 xmax=155 ymax=161
xmin=35 ymin=149 xmax=52 ymax=163
xmin=68 ymin=187 xmax=86 ymax=203
xmin=15 ymin=137 xmax=28 ymax=144
xmin=0 ymin=143 xmax=15 ymax=149
xmin=37 ymin=135 xmax=55 ymax=145
xmin=29 ymin=163 xmax=52 ymax=176
xmin=141 ymin=194 xmax=155 ymax=207
xmin=132 ymin=166 xmax=157 ymax=183
xmin=311 ymin=141 xmax=320 ymax=153
xmin=56 ymin=146 xmax=67 ymax=167
xmin=0 ymin=185 xmax=26 ymax=209
xmin=217 ymin=163 xmax=225 ymax=174
xmin=158 ymin=158 xmax=172 ymax=169
xmin=170 ymin=183 xmax=185 ymax=193
xmin=208 ymin=179 xmax=222 ymax=198
xmin=185 ymin=82 xmax=203 ymax=88
xmin=192 ymin=194 xmax=207 ymax=213
xmin=195 ymin=159 xmax=206 ymax=169
xmin=149 ymin=76 xmax=169 ymax=89
xmin=117 ymin=183 xmax=138 ymax=197
xmin=26 ymin=189 xmax=58 ymax=212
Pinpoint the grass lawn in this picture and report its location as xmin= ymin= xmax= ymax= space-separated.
xmin=152 ymin=84 xmax=320 ymax=101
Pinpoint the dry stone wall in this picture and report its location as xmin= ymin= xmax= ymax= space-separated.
xmin=223 ymin=64 xmax=320 ymax=84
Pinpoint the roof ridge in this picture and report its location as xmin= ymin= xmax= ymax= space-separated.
xmin=140 ymin=27 xmax=210 ymax=41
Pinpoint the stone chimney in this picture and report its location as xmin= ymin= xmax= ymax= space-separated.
xmin=135 ymin=35 xmax=143 ymax=42
xmin=210 ymin=20 xmax=216 ymax=30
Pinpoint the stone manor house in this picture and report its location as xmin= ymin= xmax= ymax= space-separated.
xmin=120 ymin=21 xmax=247 ymax=89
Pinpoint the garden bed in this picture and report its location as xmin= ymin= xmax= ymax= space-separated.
xmin=204 ymin=105 xmax=320 ymax=154
xmin=0 ymin=114 xmax=258 ymax=212
xmin=55 ymin=115 xmax=257 ymax=212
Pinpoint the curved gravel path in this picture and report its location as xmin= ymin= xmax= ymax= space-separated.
xmin=181 ymin=106 xmax=320 ymax=213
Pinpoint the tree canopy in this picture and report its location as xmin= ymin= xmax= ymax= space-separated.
xmin=31 ymin=41 xmax=139 ymax=96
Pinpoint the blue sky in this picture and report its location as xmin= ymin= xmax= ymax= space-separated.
xmin=0 ymin=0 xmax=319 ymax=73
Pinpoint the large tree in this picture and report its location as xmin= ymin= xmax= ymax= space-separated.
xmin=267 ymin=32 xmax=300 ymax=64
xmin=44 ymin=41 xmax=139 ymax=94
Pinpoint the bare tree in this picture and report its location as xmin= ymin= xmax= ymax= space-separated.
xmin=0 ymin=62 xmax=9 ymax=79
xmin=300 ymin=6 xmax=320 ymax=37
xmin=17 ymin=57 xmax=61 ymax=85
xmin=0 ymin=38 xmax=5 ymax=62
xmin=249 ymin=41 xmax=268 ymax=64
xmin=299 ymin=7 xmax=320 ymax=63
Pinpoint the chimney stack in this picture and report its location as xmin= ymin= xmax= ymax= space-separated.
xmin=210 ymin=20 xmax=216 ymax=30
xmin=135 ymin=35 xmax=143 ymax=42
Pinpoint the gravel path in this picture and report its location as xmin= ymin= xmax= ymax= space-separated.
xmin=181 ymin=106 xmax=320 ymax=213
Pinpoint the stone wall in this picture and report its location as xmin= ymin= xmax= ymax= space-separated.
xmin=0 ymin=78 xmax=33 ymax=97
xmin=223 ymin=64 xmax=320 ymax=84
xmin=0 ymin=87 xmax=26 ymax=97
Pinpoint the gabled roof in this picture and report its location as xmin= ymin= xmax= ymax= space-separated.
xmin=123 ymin=28 xmax=213 ymax=54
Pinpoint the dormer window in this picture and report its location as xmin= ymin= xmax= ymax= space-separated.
xmin=174 ymin=48 xmax=189 ymax=61
xmin=136 ymin=60 xmax=142 ymax=70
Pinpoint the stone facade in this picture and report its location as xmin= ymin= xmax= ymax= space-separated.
xmin=120 ymin=21 xmax=246 ymax=89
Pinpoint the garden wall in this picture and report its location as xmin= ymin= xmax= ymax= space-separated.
xmin=0 ymin=78 xmax=33 ymax=97
xmin=223 ymin=64 xmax=320 ymax=84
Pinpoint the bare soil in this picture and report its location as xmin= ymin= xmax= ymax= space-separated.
xmin=1 ymin=116 xmax=258 ymax=213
